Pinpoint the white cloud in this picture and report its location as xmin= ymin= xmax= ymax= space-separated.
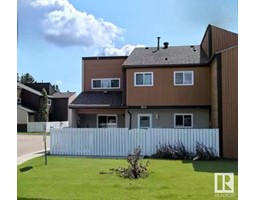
xmin=29 ymin=0 xmax=62 ymax=7
xmin=103 ymin=44 xmax=145 ymax=56
xmin=55 ymin=80 xmax=63 ymax=85
xmin=25 ymin=0 xmax=124 ymax=47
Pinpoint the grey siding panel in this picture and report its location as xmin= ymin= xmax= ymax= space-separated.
xmin=117 ymin=114 xmax=125 ymax=128
xmin=129 ymin=109 xmax=209 ymax=129
xmin=79 ymin=114 xmax=125 ymax=128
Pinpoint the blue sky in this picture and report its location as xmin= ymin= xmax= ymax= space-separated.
xmin=17 ymin=0 xmax=238 ymax=95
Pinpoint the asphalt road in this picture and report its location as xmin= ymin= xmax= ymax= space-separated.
xmin=17 ymin=134 xmax=50 ymax=157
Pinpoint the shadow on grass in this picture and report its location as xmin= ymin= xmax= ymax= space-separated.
xmin=34 ymin=150 xmax=50 ymax=155
xmin=182 ymin=160 xmax=238 ymax=175
xmin=19 ymin=166 xmax=33 ymax=173
xmin=18 ymin=198 xmax=80 ymax=200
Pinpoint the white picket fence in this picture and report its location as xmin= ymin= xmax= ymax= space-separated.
xmin=50 ymin=128 xmax=219 ymax=157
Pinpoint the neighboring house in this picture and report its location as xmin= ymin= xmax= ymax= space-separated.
xmin=25 ymin=82 xmax=57 ymax=96
xmin=17 ymin=82 xmax=76 ymax=131
xmin=70 ymin=24 xmax=238 ymax=159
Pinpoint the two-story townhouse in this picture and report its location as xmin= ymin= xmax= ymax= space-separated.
xmin=123 ymin=44 xmax=210 ymax=129
xmin=70 ymin=24 xmax=238 ymax=158
xmin=69 ymin=56 xmax=127 ymax=128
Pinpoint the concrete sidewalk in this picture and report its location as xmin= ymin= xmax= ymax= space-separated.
xmin=17 ymin=149 xmax=50 ymax=165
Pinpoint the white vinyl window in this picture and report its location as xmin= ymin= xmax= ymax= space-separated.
xmin=174 ymin=114 xmax=193 ymax=128
xmin=138 ymin=114 xmax=152 ymax=129
xmin=174 ymin=71 xmax=194 ymax=86
xmin=134 ymin=72 xmax=153 ymax=86
xmin=97 ymin=115 xmax=117 ymax=128
xmin=92 ymin=78 xmax=120 ymax=89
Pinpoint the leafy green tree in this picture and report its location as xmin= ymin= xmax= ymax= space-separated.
xmin=38 ymin=88 xmax=48 ymax=122
xmin=20 ymin=73 xmax=35 ymax=84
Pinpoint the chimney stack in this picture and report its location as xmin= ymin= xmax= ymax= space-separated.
xmin=157 ymin=37 xmax=161 ymax=50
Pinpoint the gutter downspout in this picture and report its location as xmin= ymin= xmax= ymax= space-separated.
xmin=127 ymin=109 xmax=132 ymax=130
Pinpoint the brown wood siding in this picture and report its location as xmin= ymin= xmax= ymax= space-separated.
xmin=76 ymin=108 xmax=125 ymax=115
xmin=83 ymin=58 xmax=126 ymax=91
xmin=21 ymin=90 xmax=41 ymax=111
xmin=211 ymin=26 xmax=238 ymax=55
xmin=201 ymin=29 xmax=209 ymax=57
xmin=210 ymin=59 xmax=218 ymax=128
xmin=221 ymin=47 xmax=238 ymax=159
xmin=126 ymin=67 xmax=210 ymax=106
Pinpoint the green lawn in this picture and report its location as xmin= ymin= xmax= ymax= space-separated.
xmin=17 ymin=157 xmax=238 ymax=200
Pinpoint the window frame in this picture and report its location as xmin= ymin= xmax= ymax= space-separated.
xmin=47 ymin=99 xmax=52 ymax=105
xmin=174 ymin=113 xmax=193 ymax=128
xmin=97 ymin=114 xmax=118 ymax=128
xmin=134 ymin=72 xmax=154 ymax=87
xmin=91 ymin=78 xmax=121 ymax=89
xmin=138 ymin=114 xmax=152 ymax=129
xmin=173 ymin=71 xmax=194 ymax=86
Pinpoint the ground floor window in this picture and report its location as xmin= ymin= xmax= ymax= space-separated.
xmin=174 ymin=114 xmax=193 ymax=128
xmin=97 ymin=115 xmax=117 ymax=128
xmin=138 ymin=114 xmax=152 ymax=129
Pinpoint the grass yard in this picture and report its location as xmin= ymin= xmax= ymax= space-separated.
xmin=17 ymin=156 xmax=238 ymax=200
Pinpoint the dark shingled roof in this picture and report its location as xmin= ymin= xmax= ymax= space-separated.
xmin=52 ymin=92 xmax=76 ymax=98
xmin=17 ymin=83 xmax=44 ymax=96
xmin=123 ymin=45 xmax=209 ymax=67
xmin=70 ymin=91 xmax=123 ymax=108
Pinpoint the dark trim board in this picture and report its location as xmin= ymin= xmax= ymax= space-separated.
xmin=82 ymin=56 xmax=128 ymax=60
xmin=127 ymin=105 xmax=211 ymax=109
xmin=209 ymin=25 xmax=213 ymax=57
xmin=123 ymin=63 xmax=209 ymax=69
xmin=217 ymin=53 xmax=223 ymax=157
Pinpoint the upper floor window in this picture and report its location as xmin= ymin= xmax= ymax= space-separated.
xmin=17 ymin=97 xmax=21 ymax=104
xmin=91 ymin=78 xmax=120 ymax=89
xmin=134 ymin=72 xmax=153 ymax=86
xmin=174 ymin=71 xmax=194 ymax=86
xmin=174 ymin=113 xmax=193 ymax=128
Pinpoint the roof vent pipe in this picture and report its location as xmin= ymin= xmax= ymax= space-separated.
xmin=157 ymin=37 xmax=161 ymax=50
xmin=163 ymin=42 xmax=169 ymax=49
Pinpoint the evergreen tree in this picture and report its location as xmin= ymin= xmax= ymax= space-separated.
xmin=38 ymin=88 xmax=48 ymax=122
xmin=20 ymin=73 xmax=35 ymax=84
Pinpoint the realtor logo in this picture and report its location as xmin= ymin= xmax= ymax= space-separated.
xmin=214 ymin=173 xmax=234 ymax=193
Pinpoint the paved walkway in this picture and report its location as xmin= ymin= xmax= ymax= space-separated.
xmin=17 ymin=149 xmax=50 ymax=165
xmin=17 ymin=134 xmax=50 ymax=165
